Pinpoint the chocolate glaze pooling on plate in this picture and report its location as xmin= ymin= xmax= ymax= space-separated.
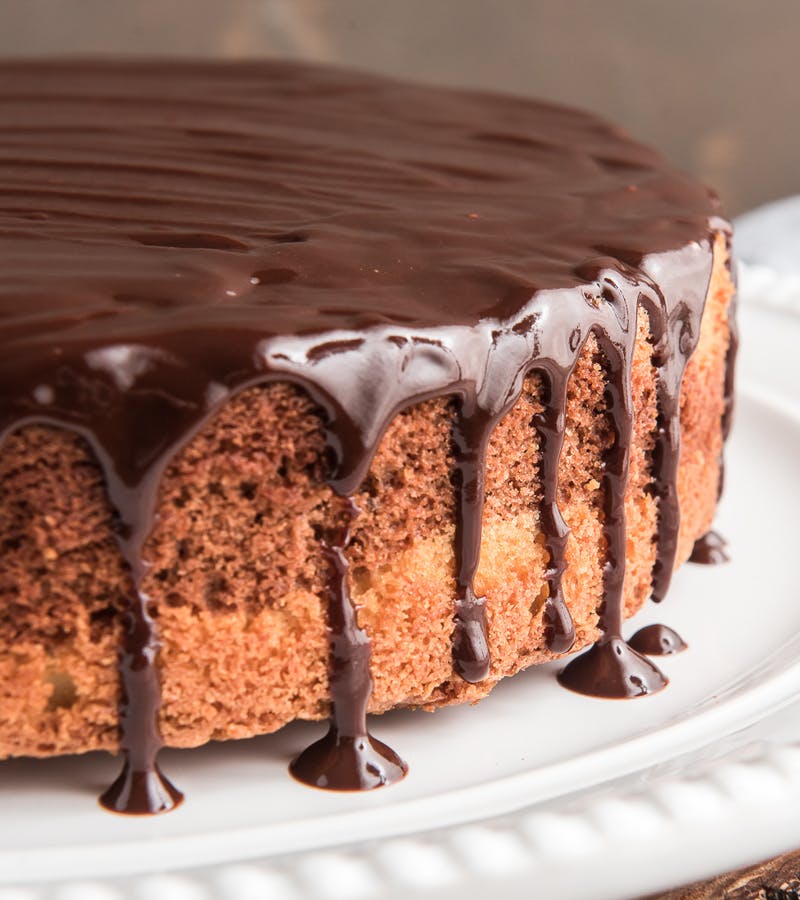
xmin=629 ymin=624 xmax=688 ymax=656
xmin=0 ymin=60 xmax=731 ymax=811
xmin=690 ymin=530 xmax=731 ymax=565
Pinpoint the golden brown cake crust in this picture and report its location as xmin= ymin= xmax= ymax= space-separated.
xmin=0 ymin=235 xmax=733 ymax=759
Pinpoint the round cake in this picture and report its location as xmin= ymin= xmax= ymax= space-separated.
xmin=0 ymin=60 xmax=735 ymax=812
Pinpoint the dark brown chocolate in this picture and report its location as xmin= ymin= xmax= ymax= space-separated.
xmin=533 ymin=368 xmax=576 ymax=654
xmin=97 ymin=553 xmax=184 ymax=814
xmin=690 ymin=530 xmax=730 ymax=565
xmin=629 ymin=623 xmax=688 ymax=656
xmin=289 ymin=497 xmax=408 ymax=790
xmin=0 ymin=60 xmax=728 ymax=810
xmin=719 ymin=226 xmax=739 ymax=500
xmin=558 ymin=306 xmax=669 ymax=699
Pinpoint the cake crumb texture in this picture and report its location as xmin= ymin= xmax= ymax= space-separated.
xmin=0 ymin=239 xmax=733 ymax=758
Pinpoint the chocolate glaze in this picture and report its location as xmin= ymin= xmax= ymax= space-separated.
xmin=690 ymin=530 xmax=730 ymax=564
xmin=533 ymin=368 xmax=576 ymax=654
xmin=97 ymin=568 xmax=183 ymax=814
xmin=558 ymin=315 xmax=668 ymax=698
xmin=719 ymin=226 xmax=739 ymax=500
xmin=558 ymin=635 xmax=668 ymax=698
xmin=0 ymin=60 xmax=728 ymax=807
xmin=629 ymin=623 xmax=687 ymax=656
xmin=290 ymin=498 xmax=407 ymax=789
xmin=640 ymin=287 xmax=697 ymax=604
xmin=451 ymin=408 xmax=494 ymax=682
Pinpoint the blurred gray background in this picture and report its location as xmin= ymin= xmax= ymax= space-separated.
xmin=1 ymin=0 xmax=798 ymax=216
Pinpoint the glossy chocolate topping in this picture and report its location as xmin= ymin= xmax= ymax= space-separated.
xmin=690 ymin=530 xmax=730 ymax=565
xmin=0 ymin=60 xmax=727 ymax=810
xmin=289 ymin=497 xmax=407 ymax=790
xmin=628 ymin=623 xmax=688 ymax=656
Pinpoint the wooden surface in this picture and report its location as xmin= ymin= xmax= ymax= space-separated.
xmin=646 ymin=850 xmax=800 ymax=899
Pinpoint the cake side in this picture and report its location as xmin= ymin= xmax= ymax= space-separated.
xmin=0 ymin=235 xmax=733 ymax=759
xmin=0 ymin=62 xmax=732 ymax=794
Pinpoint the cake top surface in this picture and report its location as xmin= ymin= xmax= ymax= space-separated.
xmin=1 ymin=59 xmax=717 ymax=343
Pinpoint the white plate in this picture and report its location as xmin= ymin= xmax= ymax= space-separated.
xmin=1 ymin=293 xmax=799 ymax=900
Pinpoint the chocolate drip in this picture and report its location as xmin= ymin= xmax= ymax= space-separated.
xmin=719 ymin=227 xmax=739 ymax=500
xmin=0 ymin=410 xmax=184 ymax=813
xmin=0 ymin=61 xmax=727 ymax=806
xmin=721 ymin=310 xmax=739 ymax=447
xmin=95 ymin=469 xmax=183 ymax=813
xmin=629 ymin=623 xmax=687 ymax=656
xmin=290 ymin=498 xmax=407 ymax=790
xmin=98 ymin=576 xmax=183 ymax=814
xmin=532 ymin=369 xmax=575 ymax=653
xmin=639 ymin=287 xmax=701 ymax=604
xmin=557 ymin=635 xmax=668 ymax=698
xmin=558 ymin=303 xmax=667 ymax=698
xmin=690 ymin=530 xmax=730 ymax=564
xmin=451 ymin=408 xmax=493 ymax=682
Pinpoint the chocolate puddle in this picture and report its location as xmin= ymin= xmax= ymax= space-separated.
xmin=0 ymin=60 xmax=730 ymax=808
xmin=629 ymin=623 xmax=687 ymax=656
xmin=690 ymin=530 xmax=730 ymax=565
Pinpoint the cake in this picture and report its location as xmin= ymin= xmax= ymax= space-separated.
xmin=0 ymin=60 xmax=736 ymax=813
